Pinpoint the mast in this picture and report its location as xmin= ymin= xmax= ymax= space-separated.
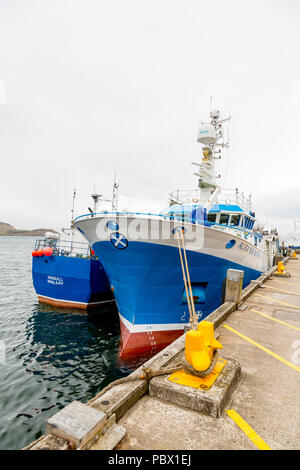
xmin=89 ymin=173 xmax=119 ymax=215
xmin=192 ymin=107 xmax=231 ymax=210
xmin=70 ymin=188 xmax=76 ymax=246
xmin=71 ymin=188 xmax=76 ymax=224
xmin=112 ymin=171 xmax=119 ymax=211
xmin=91 ymin=193 xmax=102 ymax=213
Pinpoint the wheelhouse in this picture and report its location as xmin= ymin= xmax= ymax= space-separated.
xmin=206 ymin=204 xmax=256 ymax=230
xmin=161 ymin=203 xmax=256 ymax=231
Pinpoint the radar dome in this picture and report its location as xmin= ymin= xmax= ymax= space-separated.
xmin=210 ymin=109 xmax=220 ymax=119
xmin=197 ymin=124 xmax=216 ymax=145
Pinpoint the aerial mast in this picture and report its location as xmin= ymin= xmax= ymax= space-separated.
xmin=112 ymin=171 xmax=119 ymax=211
xmin=71 ymin=188 xmax=76 ymax=224
xmin=192 ymin=107 xmax=231 ymax=211
xmin=91 ymin=193 xmax=102 ymax=213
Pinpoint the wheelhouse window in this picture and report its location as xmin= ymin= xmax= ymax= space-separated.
xmin=207 ymin=213 xmax=217 ymax=223
xmin=219 ymin=213 xmax=229 ymax=225
xmin=230 ymin=214 xmax=240 ymax=226
xmin=172 ymin=213 xmax=187 ymax=221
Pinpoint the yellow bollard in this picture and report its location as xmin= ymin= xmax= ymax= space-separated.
xmin=168 ymin=321 xmax=227 ymax=390
xmin=277 ymin=261 xmax=285 ymax=274
xmin=185 ymin=321 xmax=223 ymax=372
xmin=292 ymin=251 xmax=296 ymax=259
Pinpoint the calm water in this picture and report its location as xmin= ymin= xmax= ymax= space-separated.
xmin=0 ymin=236 xmax=131 ymax=450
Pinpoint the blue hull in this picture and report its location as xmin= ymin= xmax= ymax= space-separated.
xmin=92 ymin=240 xmax=262 ymax=356
xmin=32 ymin=255 xmax=114 ymax=309
xmin=94 ymin=240 xmax=261 ymax=324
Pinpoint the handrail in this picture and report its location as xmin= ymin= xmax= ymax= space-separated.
xmin=73 ymin=211 xmax=164 ymax=222
xmin=206 ymin=221 xmax=263 ymax=240
xmin=34 ymin=238 xmax=92 ymax=257
xmin=168 ymin=187 xmax=252 ymax=212
xmin=43 ymin=238 xmax=89 ymax=246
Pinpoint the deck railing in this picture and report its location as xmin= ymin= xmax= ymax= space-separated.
xmin=34 ymin=238 xmax=91 ymax=258
xmin=168 ymin=188 xmax=252 ymax=212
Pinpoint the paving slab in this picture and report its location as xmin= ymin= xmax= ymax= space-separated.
xmin=46 ymin=401 xmax=107 ymax=449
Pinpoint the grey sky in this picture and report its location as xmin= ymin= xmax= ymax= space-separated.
xmin=0 ymin=0 xmax=299 ymax=239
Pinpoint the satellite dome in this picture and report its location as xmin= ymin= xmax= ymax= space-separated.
xmin=197 ymin=124 xmax=216 ymax=145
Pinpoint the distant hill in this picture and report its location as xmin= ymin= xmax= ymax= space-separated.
xmin=0 ymin=222 xmax=58 ymax=237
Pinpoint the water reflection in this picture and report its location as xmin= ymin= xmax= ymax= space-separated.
xmin=1 ymin=301 xmax=128 ymax=449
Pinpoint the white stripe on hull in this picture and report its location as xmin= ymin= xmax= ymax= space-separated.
xmin=119 ymin=313 xmax=187 ymax=333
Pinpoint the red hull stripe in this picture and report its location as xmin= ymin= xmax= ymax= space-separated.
xmin=37 ymin=295 xmax=111 ymax=310
xmin=119 ymin=317 xmax=184 ymax=358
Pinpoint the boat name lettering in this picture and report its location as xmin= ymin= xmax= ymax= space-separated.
xmin=238 ymin=242 xmax=262 ymax=258
xmin=47 ymin=275 xmax=64 ymax=285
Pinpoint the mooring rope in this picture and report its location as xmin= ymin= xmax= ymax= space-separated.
xmin=175 ymin=230 xmax=198 ymax=330
xmin=86 ymin=349 xmax=219 ymax=407
xmin=180 ymin=233 xmax=199 ymax=329
xmin=175 ymin=232 xmax=194 ymax=325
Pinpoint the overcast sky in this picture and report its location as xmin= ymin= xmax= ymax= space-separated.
xmin=0 ymin=0 xmax=299 ymax=239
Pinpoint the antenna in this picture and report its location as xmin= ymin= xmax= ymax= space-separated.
xmin=112 ymin=170 xmax=119 ymax=211
xmin=71 ymin=188 xmax=76 ymax=224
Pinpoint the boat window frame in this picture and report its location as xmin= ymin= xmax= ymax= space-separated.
xmin=219 ymin=213 xmax=230 ymax=225
xmin=229 ymin=214 xmax=241 ymax=227
xmin=207 ymin=213 xmax=217 ymax=224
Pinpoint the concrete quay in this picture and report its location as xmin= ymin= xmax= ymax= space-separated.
xmin=25 ymin=257 xmax=300 ymax=450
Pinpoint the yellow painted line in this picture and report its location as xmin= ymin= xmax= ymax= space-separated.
xmin=227 ymin=409 xmax=271 ymax=450
xmin=255 ymin=293 xmax=300 ymax=310
xmin=251 ymin=308 xmax=300 ymax=332
xmin=271 ymin=279 xmax=300 ymax=289
xmin=265 ymin=285 xmax=300 ymax=296
xmin=223 ymin=324 xmax=300 ymax=373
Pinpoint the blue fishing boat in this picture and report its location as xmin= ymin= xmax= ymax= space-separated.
xmin=32 ymin=229 xmax=114 ymax=310
xmin=74 ymin=108 xmax=280 ymax=356
xmin=32 ymin=186 xmax=119 ymax=310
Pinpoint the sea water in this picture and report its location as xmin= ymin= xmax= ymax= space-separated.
xmin=0 ymin=236 xmax=128 ymax=449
